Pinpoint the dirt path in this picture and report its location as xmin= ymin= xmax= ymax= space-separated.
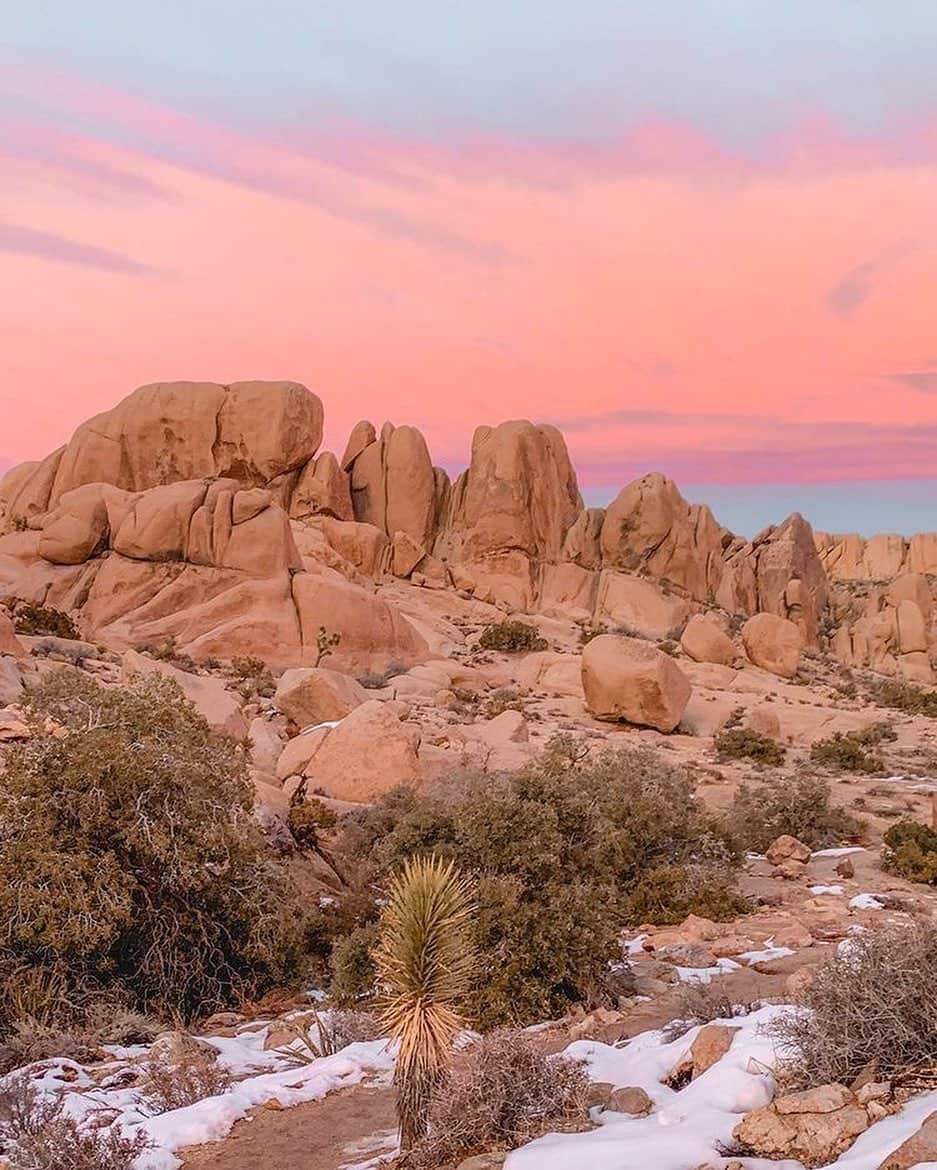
xmin=181 ymin=1083 xmax=397 ymax=1170
xmin=179 ymin=957 xmax=819 ymax=1170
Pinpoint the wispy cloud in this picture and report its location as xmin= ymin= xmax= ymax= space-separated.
xmin=826 ymin=241 xmax=920 ymax=315
xmin=0 ymin=223 xmax=160 ymax=275
xmin=889 ymin=369 xmax=937 ymax=393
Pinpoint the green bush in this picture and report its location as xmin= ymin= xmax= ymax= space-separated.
xmin=12 ymin=602 xmax=80 ymax=640
xmin=478 ymin=621 xmax=547 ymax=653
xmin=849 ymin=721 xmax=897 ymax=747
xmin=288 ymin=797 xmax=338 ymax=849
xmin=330 ymin=739 xmax=745 ymax=1027
xmin=721 ymin=773 xmax=861 ymax=853
xmin=329 ymin=923 xmax=381 ymax=1006
xmin=713 ymin=727 xmax=786 ymax=766
xmin=883 ymin=820 xmax=937 ymax=883
xmin=0 ymin=671 xmax=305 ymax=1027
xmin=810 ymin=732 xmax=883 ymax=774
xmin=871 ymin=678 xmax=937 ymax=718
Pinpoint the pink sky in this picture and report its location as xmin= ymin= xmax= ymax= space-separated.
xmin=5 ymin=63 xmax=937 ymax=494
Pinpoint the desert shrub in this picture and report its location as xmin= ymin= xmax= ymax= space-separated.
xmin=721 ymin=773 xmax=861 ymax=854
xmin=314 ymin=626 xmax=341 ymax=667
xmin=657 ymin=639 xmax=679 ymax=657
xmin=850 ymin=721 xmax=897 ymax=747
xmin=661 ymin=983 xmax=759 ymax=1042
xmin=358 ymin=663 xmax=408 ymax=689
xmin=810 ymin=732 xmax=883 ymax=774
xmin=770 ymin=921 xmax=937 ymax=1088
xmin=407 ymin=1029 xmax=589 ymax=1169
xmin=12 ymin=603 xmax=79 ymax=640
xmin=713 ymin=727 xmax=786 ymax=767
xmin=140 ymin=1035 xmax=231 ymax=1115
xmin=230 ymin=656 xmax=276 ymax=699
xmin=329 ymin=923 xmax=381 ymax=1006
xmin=331 ymin=739 xmax=745 ymax=1027
xmin=0 ymin=671 xmax=305 ymax=1026
xmin=375 ymin=856 xmax=477 ymax=1148
xmin=0 ymin=999 xmax=162 ymax=1075
xmin=477 ymin=621 xmax=547 ymax=653
xmin=871 ymin=678 xmax=937 ymax=718
xmin=287 ymin=797 xmax=338 ymax=849
xmin=0 ymin=1073 xmax=150 ymax=1169
xmin=883 ymin=819 xmax=937 ymax=883
xmin=482 ymin=688 xmax=525 ymax=719
xmin=327 ymin=1009 xmax=382 ymax=1048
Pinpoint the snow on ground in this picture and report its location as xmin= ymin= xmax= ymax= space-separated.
xmin=506 ymin=1005 xmax=937 ymax=1170
xmin=1 ymin=1018 xmax=395 ymax=1170
xmin=675 ymin=939 xmax=795 ymax=984
xmin=812 ymin=846 xmax=866 ymax=858
xmin=10 ymin=999 xmax=937 ymax=1170
xmin=809 ymin=884 xmax=844 ymax=895
xmin=848 ymin=893 xmax=885 ymax=911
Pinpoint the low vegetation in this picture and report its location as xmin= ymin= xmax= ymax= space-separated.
xmin=661 ymin=982 xmax=759 ymax=1043
xmin=230 ymin=655 xmax=276 ymax=699
xmin=328 ymin=739 xmax=747 ymax=1028
xmin=11 ymin=602 xmax=80 ymax=640
xmin=0 ymin=998 xmax=161 ymax=1075
xmin=407 ymin=1030 xmax=590 ymax=1169
xmin=883 ymin=819 xmax=937 ymax=883
xmin=810 ymin=732 xmax=883 ymax=774
xmin=721 ymin=773 xmax=861 ymax=853
xmin=141 ymin=1036 xmax=231 ymax=1115
xmin=770 ymin=920 xmax=937 ymax=1088
xmin=478 ymin=620 xmax=547 ymax=653
xmin=0 ymin=1073 xmax=150 ymax=1169
xmin=713 ymin=727 xmax=786 ymax=767
xmin=0 ymin=671 xmax=306 ymax=1037
xmin=287 ymin=794 xmax=338 ymax=849
xmin=871 ymin=678 xmax=937 ymax=719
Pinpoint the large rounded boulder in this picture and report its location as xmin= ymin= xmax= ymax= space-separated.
xmin=742 ymin=612 xmax=804 ymax=678
xmin=581 ymin=633 xmax=692 ymax=732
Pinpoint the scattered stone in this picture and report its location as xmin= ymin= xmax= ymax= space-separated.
xmin=607 ymin=1086 xmax=653 ymax=1116
xmin=734 ymin=1083 xmax=868 ymax=1166
xmin=766 ymin=835 xmax=812 ymax=865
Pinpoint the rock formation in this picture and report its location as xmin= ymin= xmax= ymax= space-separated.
xmin=5 ymin=376 xmax=937 ymax=692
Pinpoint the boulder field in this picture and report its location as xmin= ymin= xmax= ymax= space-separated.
xmin=1 ymin=378 xmax=937 ymax=740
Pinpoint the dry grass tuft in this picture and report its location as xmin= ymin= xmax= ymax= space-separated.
xmin=406 ymin=1029 xmax=590 ymax=1169
xmin=661 ymin=983 xmax=760 ymax=1042
xmin=140 ymin=1035 xmax=231 ymax=1115
xmin=769 ymin=920 xmax=937 ymax=1089
xmin=0 ymin=1072 xmax=150 ymax=1168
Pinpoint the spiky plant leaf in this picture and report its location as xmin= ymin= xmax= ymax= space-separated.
xmin=374 ymin=854 xmax=476 ymax=1148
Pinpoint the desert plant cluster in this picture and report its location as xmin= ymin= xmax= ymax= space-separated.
xmin=0 ymin=672 xmax=305 ymax=1038
xmin=325 ymin=737 xmax=748 ymax=1027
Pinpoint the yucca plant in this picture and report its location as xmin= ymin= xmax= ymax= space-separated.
xmin=374 ymin=854 xmax=476 ymax=1150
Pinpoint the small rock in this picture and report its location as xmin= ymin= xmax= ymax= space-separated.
xmin=773 ymin=858 xmax=808 ymax=881
xmin=587 ymin=1081 xmax=614 ymax=1110
xmin=689 ymin=1024 xmax=738 ymax=1076
xmin=835 ymin=857 xmax=855 ymax=879
xmin=655 ymin=943 xmax=718 ymax=969
xmin=766 ymin=835 xmax=812 ymax=865
xmin=455 ymin=1155 xmax=506 ymax=1170
xmin=856 ymin=1081 xmax=891 ymax=1106
xmin=607 ymin=1086 xmax=653 ymax=1116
